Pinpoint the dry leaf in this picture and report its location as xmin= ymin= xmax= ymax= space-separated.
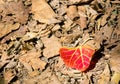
xmin=62 ymin=15 xmax=73 ymax=31
xmin=31 ymin=0 xmax=56 ymax=23
xmin=28 ymin=70 xmax=40 ymax=77
xmin=49 ymin=74 xmax=62 ymax=84
xmin=5 ymin=59 xmax=17 ymax=69
xmin=0 ymin=51 xmax=9 ymax=69
xmin=0 ymin=22 xmax=20 ymax=38
xmin=1 ymin=26 xmax=28 ymax=43
xmin=100 ymin=14 xmax=109 ymax=26
xmin=1 ymin=1 xmax=29 ymax=24
xmin=23 ymin=78 xmax=37 ymax=84
xmin=109 ymin=44 xmax=120 ymax=71
xmin=4 ymin=70 xmax=16 ymax=84
xmin=19 ymin=50 xmax=46 ymax=71
xmin=111 ymin=72 xmax=120 ymax=84
xmin=38 ymin=68 xmax=62 ymax=84
xmin=22 ymin=32 xmax=38 ymax=41
xmin=110 ymin=46 xmax=120 ymax=73
xmin=69 ymin=0 xmax=90 ymax=4
xmin=77 ymin=6 xmax=87 ymax=29
xmin=55 ymin=57 xmax=64 ymax=69
xmin=55 ymin=4 xmax=67 ymax=15
xmin=0 ymin=44 xmax=14 ymax=69
xmin=41 ymin=35 xmax=62 ymax=58
xmin=67 ymin=5 xmax=78 ymax=20
xmin=97 ymin=63 xmax=111 ymax=84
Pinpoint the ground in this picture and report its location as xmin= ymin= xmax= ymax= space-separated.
xmin=0 ymin=0 xmax=120 ymax=84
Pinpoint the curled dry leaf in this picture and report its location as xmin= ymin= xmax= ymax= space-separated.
xmin=21 ymin=32 xmax=38 ymax=41
xmin=69 ymin=0 xmax=90 ymax=4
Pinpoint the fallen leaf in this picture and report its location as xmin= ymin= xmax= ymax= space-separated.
xmin=28 ymin=70 xmax=40 ymax=77
xmin=55 ymin=57 xmax=64 ymax=69
xmin=0 ymin=45 xmax=11 ymax=69
xmin=1 ymin=1 xmax=29 ymax=24
xmin=69 ymin=0 xmax=90 ymax=4
xmin=111 ymin=72 xmax=120 ymax=84
xmin=59 ymin=45 xmax=95 ymax=72
xmin=31 ymin=0 xmax=56 ymax=24
xmin=97 ymin=63 xmax=111 ymax=84
xmin=67 ymin=5 xmax=78 ymax=20
xmin=110 ymin=45 xmax=120 ymax=73
xmin=110 ymin=55 xmax=120 ymax=72
xmin=62 ymin=15 xmax=73 ymax=31
xmin=41 ymin=35 xmax=62 ymax=58
xmin=100 ymin=14 xmax=109 ymax=26
xmin=49 ymin=74 xmax=62 ymax=84
xmin=38 ymin=68 xmax=62 ymax=84
xmin=0 ymin=22 xmax=20 ymax=38
xmin=1 ymin=26 xmax=28 ymax=43
xmin=76 ymin=6 xmax=87 ymax=29
xmin=5 ymin=59 xmax=17 ymax=69
xmin=19 ymin=50 xmax=46 ymax=71
xmin=4 ymin=70 xmax=16 ymax=84
xmin=22 ymin=32 xmax=38 ymax=41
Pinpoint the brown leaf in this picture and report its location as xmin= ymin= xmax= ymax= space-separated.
xmin=0 ymin=22 xmax=20 ymax=38
xmin=67 ymin=5 xmax=78 ymax=20
xmin=31 ymin=0 xmax=56 ymax=24
xmin=1 ymin=1 xmax=29 ymax=24
xmin=19 ymin=50 xmax=46 ymax=71
xmin=41 ymin=35 xmax=62 ymax=58
xmin=1 ymin=26 xmax=28 ymax=43
xmin=69 ymin=0 xmax=90 ymax=4
xmin=110 ymin=45 xmax=120 ymax=73
xmin=4 ymin=70 xmax=16 ymax=84
xmin=38 ymin=68 xmax=62 ymax=84
xmin=0 ymin=50 xmax=9 ymax=69
xmin=76 ymin=6 xmax=87 ymax=29
xmin=100 ymin=14 xmax=109 ymax=26
xmin=97 ymin=63 xmax=111 ymax=84
xmin=28 ymin=70 xmax=40 ymax=78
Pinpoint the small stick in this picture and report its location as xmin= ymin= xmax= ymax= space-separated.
xmin=80 ymin=38 xmax=93 ymax=46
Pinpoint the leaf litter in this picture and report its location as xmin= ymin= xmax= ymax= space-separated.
xmin=0 ymin=0 xmax=120 ymax=84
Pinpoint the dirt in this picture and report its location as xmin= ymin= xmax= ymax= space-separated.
xmin=0 ymin=0 xmax=120 ymax=84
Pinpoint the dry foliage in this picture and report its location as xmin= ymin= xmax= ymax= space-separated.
xmin=0 ymin=0 xmax=120 ymax=84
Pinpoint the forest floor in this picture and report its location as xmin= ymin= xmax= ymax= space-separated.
xmin=0 ymin=0 xmax=120 ymax=84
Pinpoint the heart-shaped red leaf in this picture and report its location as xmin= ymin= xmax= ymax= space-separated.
xmin=59 ymin=45 xmax=95 ymax=72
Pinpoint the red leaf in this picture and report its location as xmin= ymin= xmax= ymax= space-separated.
xmin=59 ymin=45 xmax=95 ymax=72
